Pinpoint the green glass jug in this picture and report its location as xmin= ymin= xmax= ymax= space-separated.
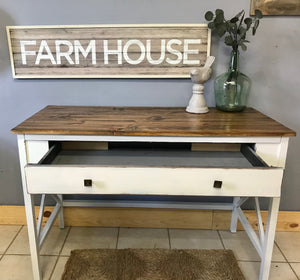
xmin=214 ymin=50 xmax=251 ymax=112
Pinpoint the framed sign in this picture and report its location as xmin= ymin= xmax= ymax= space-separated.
xmin=250 ymin=0 xmax=300 ymax=15
xmin=6 ymin=24 xmax=210 ymax=79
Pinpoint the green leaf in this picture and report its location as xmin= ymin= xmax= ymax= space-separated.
xmin=255 ymin=9 xmax=263 ymax=19
xmin=244 ymin=17 xmax=252 ymax=25
xmin=240 ymin=42 xmax=247 ymax=51
xmin=215 ymin=9 xmax=224 ymax=16
xmin=217 ymin=25 xmax=227 ymax=37
xmin=240 ymin=11 xmax=245 ymax=26
xmin=225 ymin=35 xmax=234 ymax=46
xmin=208 ymin=22 xmax=215 ymax=29
xmin=238 ymin=26 xmax=246 ymax=36
xmin=244 ymin=18 xmax=252 ymax=30
xmin=252 ymin=20 xmax=260 ymax=35
xmin=230 ymin=17 xmax=239 ymax=23
xmin=235 ymin=10 xmax=244 ymax=18
xmin=205 ymin=11 xmax=214 ymax=21
xmin=214 ymin=12 xmax=224 ymax=24
xmin=230 ymin=22 xmax=237 ymax=32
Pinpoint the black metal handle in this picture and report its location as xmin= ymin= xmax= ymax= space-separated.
xmin=84 ymin=179 xmax=92 ymax=187
xmin=213 ymin=180 xmax=222 ymax=189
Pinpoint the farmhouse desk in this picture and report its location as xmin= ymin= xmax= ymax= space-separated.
xmin=12 ymin=106 xmax=295 ymax=280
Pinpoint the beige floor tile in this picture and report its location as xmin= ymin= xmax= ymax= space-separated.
xmin=118 ymin=228 xmax=169 ymax=249
xmin=238 ymin=261 xmax=298 ymax=280
xmin=61 ymin=227 xmax=118 ymax=256
xmin=275 ymin=232 xmax=300 ymax=262
xmin=219 ymin=231 xmax=285 ymax=261
xmin=7 ymin=226 xmax=69 ymax=255
xmin=0 ymin=225 xmax=21 ymax=254
xmin=50 ymin=256 xmax=69 ymax=280
xmin=0 ymin=255 xmax=57 ymax=280
xmin=290 ymin=263 xmax=300 ymax=278
xmin=169 ymin=229 xmax=223 ymax=249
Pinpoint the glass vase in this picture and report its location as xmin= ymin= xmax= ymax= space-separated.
xmin=214 ymin=50 xmax=251 ymax=112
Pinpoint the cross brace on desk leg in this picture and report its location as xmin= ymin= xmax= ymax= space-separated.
xmin=230 ymin=197 xmax=249 ymax=233
xmin=236 ymin=197 xmax=280 ymax=280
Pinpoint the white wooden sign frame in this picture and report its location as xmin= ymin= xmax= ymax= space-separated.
xmin=7 ymin=24 xmax=211 ymax=79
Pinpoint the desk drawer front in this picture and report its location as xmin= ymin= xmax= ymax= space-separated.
xmin=25 ymin=165 xmax=282 ymax=197
xmin=24 ymin=143 xmax=283 ymax=197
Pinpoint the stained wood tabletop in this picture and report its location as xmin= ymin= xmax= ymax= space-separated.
xmin=11 ymin=106 xmax=296 ymax=137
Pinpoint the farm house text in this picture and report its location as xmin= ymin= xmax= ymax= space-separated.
xmin=20 ymin=39 xmax=202 ymax=66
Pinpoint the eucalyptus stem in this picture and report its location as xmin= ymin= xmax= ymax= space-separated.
xmin=205 ymin=9 xmax=263 ymax=52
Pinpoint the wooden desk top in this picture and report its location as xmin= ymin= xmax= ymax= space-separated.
xmin=11 ymin=106 xmax=296 ymax=137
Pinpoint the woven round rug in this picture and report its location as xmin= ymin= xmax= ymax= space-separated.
xmin=62 ymin=248 xmax=245 ymax=280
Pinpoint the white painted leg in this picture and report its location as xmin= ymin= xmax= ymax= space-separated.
xmin=57 ymin=194 xmax=65 ymax=229
xmin=24 ymin=194 xmax=42 ymax=280
xmin=17 ymin=135 xmax=42 ymax=280
xmin=230 ymin=197 xmax=239 ymax=233
xmin=254 ymin=197 xmax=265 ymax=247
xmin=259 ymin=197 xmax=280 ymax=280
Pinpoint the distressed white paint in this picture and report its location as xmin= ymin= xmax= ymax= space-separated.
xmin=259 ymin=197 xmax=280 ymax=280
xmin=74 ymin=40 xmax=96 ymax=65
xmin=19 ymin=38 xmax=204 ymax=66
xmin=255 ymin=137 xmax=289 ymax=168
xmin=23 ymin=134 xmax=283 ymax=143
xmin=25 ymin=165 xmax=283 ymax=197
xmin=20 ymin=41 xmax=36 ymax=64
xmin=17 ymin=135 xmax=42 ymax=280
xmin=35 ymin=40 xmax=56 ymax=65
xmin=183 ymin=39 xmax=201 ymax=65
xmin=25 ymin=141 xmax=49 ymax=164
xmin=18 ymin=131 xmax=289 ymax=280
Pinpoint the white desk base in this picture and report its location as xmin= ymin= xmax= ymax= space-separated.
xmin=17 ymin=134 xmax=289 ymax=280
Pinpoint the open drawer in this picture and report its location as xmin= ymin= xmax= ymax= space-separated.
xmin=24 ymin=143 xmax=283 ymax=197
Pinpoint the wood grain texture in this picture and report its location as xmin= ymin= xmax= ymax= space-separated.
xmin=1 ymin=205 xmax=300 ymax=231
xmin=7 ymin=24 xmax=210 ymax=78
xmin=11 ymin=106 xmax=296 ymax=137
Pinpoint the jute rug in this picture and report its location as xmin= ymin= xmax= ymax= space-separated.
xmin=62 ymin=249 xmax=245 ymax=280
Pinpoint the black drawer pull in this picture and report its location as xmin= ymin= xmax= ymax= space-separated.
xmin=213 ymin=180 xmax=222 ymax=189
xmin=84 ymin=179 xmax=92 ymax=187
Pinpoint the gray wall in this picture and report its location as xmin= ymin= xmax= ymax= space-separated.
xmin=0 ymin=0 xmax=299 ymax=210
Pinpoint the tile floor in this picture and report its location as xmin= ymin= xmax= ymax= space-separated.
xmin=0 ymin=225 xmax=299 ymax=280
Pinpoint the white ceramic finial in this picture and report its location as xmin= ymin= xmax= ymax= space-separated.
xmin=186 ymin=56 xmax=215 ymax=114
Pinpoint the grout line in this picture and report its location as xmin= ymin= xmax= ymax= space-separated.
xmin=4 ymin=253 xmax=62 ymax=257
xmin=59 ymin=254 xmax=71 ymax=257
xmin=115 ymin=227 xmax=120 ymax=249
xmin=274 ymin=240 xmax=300 ymax=280
xmin=4 ymin=253 xmax=31 ymax=256
xmin=48 ymin=226 xmax=71 ymax=280
xmin=217 ymin=230 xmax=226 ymax=250
xmin=167 ymin=228 xmax=172 ymax=249
xmin=238 ymin=260 xmax=263 ymax=263
xmin=289 ymin=263 xmax=300 ymax=280
xmin=2 ymin=225 xmax=23 ymax=256
xmin=59 ymin=226 xmax=72 ymax=256
xmin=47 ymin=255 xmax=60 ymax=280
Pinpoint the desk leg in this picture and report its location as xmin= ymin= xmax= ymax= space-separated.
xmin=259 ymin=197 xmax=280 ymax=280
xmin=230 ymin=197 xmax=240 ymax=233
xmin=57 ymin=194 xmax=65 ymax=229
xmin=17 ymin=135 xmax=42 ymax=280
xmin=24 ymin=194 xmax=42 ymax=280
